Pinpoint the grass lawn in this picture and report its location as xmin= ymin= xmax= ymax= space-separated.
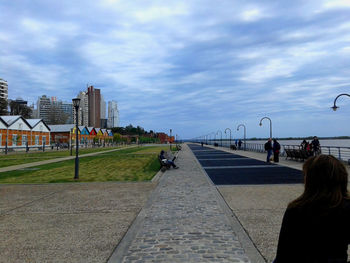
xmin=0 ymin=146 xmax=174 ymax=184
xmin=0 ymin=146 xmax=128 ymax=168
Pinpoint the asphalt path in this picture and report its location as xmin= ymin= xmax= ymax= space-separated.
xmin=188 ymin=144 xmax=303 ymax=185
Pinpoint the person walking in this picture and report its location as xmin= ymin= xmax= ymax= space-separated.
xmin=273 ymin=139 xmax=281 ymax=163
xmin=264 ymin=138 xmax=273 ymax=163
xmin=273 ymin=155 xmax=350 ymax=263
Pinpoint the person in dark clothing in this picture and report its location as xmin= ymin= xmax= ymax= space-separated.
xmin=238 ymin=140 xmax=242 ymax=150
xmin=300 ymin=139 xmax=308 ymax=150
xmin=264 ymin=138 xmax=273 ymax=163
xmin=273 ymin=139 xmax=281 ymax=162
xmin=160 ymin=150 xmax=178 ymax=169
xmin=274 ymin=155 xmax=350 ymax=263
xmin=311 ymin=136 xmax=321 ymax=156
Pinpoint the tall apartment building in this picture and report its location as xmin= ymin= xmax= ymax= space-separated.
xmin=0 ymin=78 xmax=8 ymax=101
xmin=100 ymin=95 xmax=106 ymax=119
xmin=37 ymin=95 xmax=73 ymax=124
xmin=61 ymin=102 xmax=73 ymax=124
xmin=77 ymin=91 xmax=89 ymax=126
xmin=87 ymin=86 xmax=101 ymax=128
xmin=37 ymin=95 xmax=51 ymax=122
xmin=107 ymin=100 xmax=120 ymax=128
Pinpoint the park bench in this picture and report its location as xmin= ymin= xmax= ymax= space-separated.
xmin=158 ymin=150 xmax=180 ymax=172
xmin=285 ymin=148 xmax=311 ymax=162
xmin=158 ymin=154 xmax=171 ymax=172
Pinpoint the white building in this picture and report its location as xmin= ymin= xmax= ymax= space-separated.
xmin=107 ymin=100 xmax=119 ymax=128
xmin=100 ymin=94 xmax=106 ymax=119
xmin=0 ymin=78 xmax=8 ymax=101
xmin=77 ymin=91 xmax=89 ymax=126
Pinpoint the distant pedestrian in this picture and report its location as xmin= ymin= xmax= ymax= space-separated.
xmin=300 ymin=139 xmax=308 ymax=150
xmin=311 ymin=136 xmax=321 ymax=156
xmin=274 ymin=155 xmax=350 ymax=263
xmin=264 ymin=138 xmax=273 ymax=163
xmin=273 ymin=139 xmax=281 ymax=162
xmin=201 ymin=141 xmax=204 ymax=147
xmin=238 ymin=140 xmax=242 ymax=150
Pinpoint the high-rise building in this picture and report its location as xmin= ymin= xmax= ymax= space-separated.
xmin=61 ymin=102 xmax=73 ymax=124
xmin=37 ymin=95 xmax=51 ymax=122
xmin=87 ymin=86 xmax=101 ymax=128
xmin=100 ymin=94 xmax=106 ymax=119
xmin=107 ymin=100 xmax=119 ymax=128
xmin=77 ymin=91 xmax=89 ymax=126
xmin=0 ymin=78 xmax=8 ymax=101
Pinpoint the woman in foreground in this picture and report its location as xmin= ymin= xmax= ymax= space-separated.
xmin=274 ymin=155 xmax=350 ymax=263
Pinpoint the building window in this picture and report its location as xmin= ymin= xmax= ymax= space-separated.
xmin=35 ymin=135 xmax=39 ymax=145
xmin=12 ymin=134 xmax=17 ymax=146
xmin=22 ymin=135 xmax=27 ymax=145
xmin=42 ymin=136 xmax=46 ymax=145
xmin=0 ymin=134 xmax=2 ymax=146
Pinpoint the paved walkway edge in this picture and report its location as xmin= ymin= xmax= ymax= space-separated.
xmin=107 ymin=173 xmax=162 ymax=262
xmin=188 ymin=145 xmax=267 ymax=263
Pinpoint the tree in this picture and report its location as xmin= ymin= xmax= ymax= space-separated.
xmin=46 ymin=103 xmax=69 ymax=125
xmin=9 ymin=100 xmax=32 ymax=118
xmin=0 ymin=98 xmax=8 ymax=115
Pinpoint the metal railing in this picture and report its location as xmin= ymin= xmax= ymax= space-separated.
xmin=195 ymin=140 xmax=350 ymax=163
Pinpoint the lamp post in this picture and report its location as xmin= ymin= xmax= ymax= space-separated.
xmin=237 ymin=124 xmax=246 ymax=150
xmin=259 ymin=116 xmax=272 ymax=139
xmin=169 ymin=129 xmax=172 ymax=150
xmin=72 ymin=98 xmax=81 ymax=180
xmin=225 ymin=128 xmax=232 ymax=148
xmin=332 ymin=93 xmax=350 ymax=111
xmin=216 ymin=130 xmax=222 ymax=146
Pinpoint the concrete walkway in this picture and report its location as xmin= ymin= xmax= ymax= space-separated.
xmin=0 ymin=146 xmax=136 ymax=173
xmin=108 ymin=143 xmax=265 ymax=263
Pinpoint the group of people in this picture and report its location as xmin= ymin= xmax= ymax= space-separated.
xmin=265 ymin=136 xmax=321 ymax=163
xmin=301 ymin=136 xmax=321 ymax=156
xmin=264 ymin=138 xmax=281 ymax=163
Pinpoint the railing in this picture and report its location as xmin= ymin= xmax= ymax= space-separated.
xmin=195 ymin=140 xmax=350 ymax=163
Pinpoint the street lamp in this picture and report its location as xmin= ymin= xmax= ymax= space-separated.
xmin=225 ymin=128 xmax=232 ymax=148
xmin=237 ymin=124 xmax=246 ymax=150
xmin=332 ymin=93 xmax=350 ymax=111
xmin=216 ymin=130 xmax=222 ymax=146
xmin=72 ymin=98 xmax=81 ymax=180
xmin=259 ymin=116 xmax=272 ymax=139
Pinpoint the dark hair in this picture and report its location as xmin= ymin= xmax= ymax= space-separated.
xmin=288 ymin=155 xmax=349 ymax=210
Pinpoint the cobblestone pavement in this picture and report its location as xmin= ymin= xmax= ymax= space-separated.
xmin=109 ymin=144 xmax=264 ymax=263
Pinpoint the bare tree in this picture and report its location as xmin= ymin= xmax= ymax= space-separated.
xmin=46 ymin=103 xmax=69 ymax=125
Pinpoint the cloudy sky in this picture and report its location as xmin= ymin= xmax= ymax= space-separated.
xmin=1 ymin=0 xmax=350 ymax=139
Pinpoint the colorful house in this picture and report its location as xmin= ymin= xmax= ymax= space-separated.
xmin=87 ymin=127 xmax=97 ymax=144
xmin=1 ymin=116 xmax=32 ymax=147
xmin=79 ymin=126 xmax=90 ymax=145
xmin=26 ymin=119 xmax=51 ymax=146
xmin=49 ymin=124 xmax=75 ymax=144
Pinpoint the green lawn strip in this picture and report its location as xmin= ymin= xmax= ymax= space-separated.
xmin=0 ymin=146 xmax=170 ymax=184
xmin=0 ymin=146 xmax=126 ymax=168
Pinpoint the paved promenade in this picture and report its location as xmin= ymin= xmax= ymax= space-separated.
xmin=109 ymin=144 xmax=265 ymax=263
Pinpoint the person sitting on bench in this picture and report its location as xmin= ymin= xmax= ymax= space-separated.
xmin=160 ymin=150 xmax=179 ymax=169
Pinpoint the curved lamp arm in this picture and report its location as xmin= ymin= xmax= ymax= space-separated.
xmin=332 ymin=93 xmax=350 ymax=111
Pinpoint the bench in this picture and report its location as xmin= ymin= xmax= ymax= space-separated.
xmin=285 ymin=148 xmax=312 ymax=162
xmin=158 ymin=154 xmax=171 ymax=172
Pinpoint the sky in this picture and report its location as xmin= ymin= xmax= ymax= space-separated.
xmin=1 ymin=0 xmax=350 ymax=140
